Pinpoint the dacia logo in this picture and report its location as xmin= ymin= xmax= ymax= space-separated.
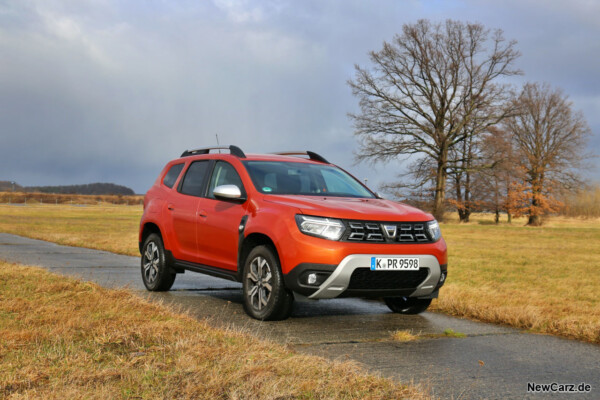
xmin=382 ymin=224 xmax=397 ymax=239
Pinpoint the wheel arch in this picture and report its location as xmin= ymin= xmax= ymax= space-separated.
xmin=140 ymin=222 xmax=162 ymax=254
xmin=237 ymin=232 xmax=280 ymax=282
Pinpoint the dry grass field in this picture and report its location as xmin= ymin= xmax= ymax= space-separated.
xmin=0 ymin=204 xmax=599 ymax=343
xmin=432 ymin=213 xmax=600 ymax=343
xmin=0 ymin=261 xmax=425 ymax=399
xmin=0 ymin=204 xmax=140 ymax=255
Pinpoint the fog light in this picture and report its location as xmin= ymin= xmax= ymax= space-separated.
xmin=439 ymin=271 xmax=446 ymax=284
xmin=300 ymin=271 xmax=332 ymax=287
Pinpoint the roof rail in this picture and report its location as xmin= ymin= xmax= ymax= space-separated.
xmin=272 ymin=151 xmax=330 ymax=164
xmin=181 ymin=145 xmax=246 ymax=158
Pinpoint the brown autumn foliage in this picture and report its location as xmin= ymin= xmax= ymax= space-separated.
xmin=505 ymin=181 xmax=563 ymax=220
xmin=443 ymin=83 xmax=591 ymax=226
xmin=503 ymin=82 xmax=591 ymax=225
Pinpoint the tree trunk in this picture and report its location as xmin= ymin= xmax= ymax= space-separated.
xmin=455 ymin=175 xmax=468 ymax=222
xmin=527 ymin=173 xmax=543 ymax=226
xmin=528 ymin=212 xmax=541 ymax=226
xmin=462 ymin=167 xmax=471 ymax=223
xmin=458 ymin=135 xmax=472 ymax=223
xmin=458 ymin=205 xmax=470 ymax=222
xmin=432 ymin=149 xmax=448 ymax=221
xmin=505 ymin=177 xmax=512 ymax=224
xmin=528 ymin=193 xmax=542 ymax=226
xmin=495 ymin=209 xmax=500 ymax=224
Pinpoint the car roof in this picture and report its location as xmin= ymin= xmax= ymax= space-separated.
xmin=172 ymin=153 xmax=326 ymax=165
xmin=175 ymin=146 xmax=330 ymax=165
xmin=242 ymin=154 xmax=326 ymax=163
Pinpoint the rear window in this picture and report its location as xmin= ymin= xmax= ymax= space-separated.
xmin=162 ymin=163 xmax=184 ymax=188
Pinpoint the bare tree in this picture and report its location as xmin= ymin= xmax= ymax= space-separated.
xmin=503 ymin=82 xmax=591 ymax=225
xmin=478 ymin=127 xmax=522 ymax=223
xmin=348 ymin=19 xmax=521 ymax=220
xmin=447 ymin=102 xmax=499 ymax=223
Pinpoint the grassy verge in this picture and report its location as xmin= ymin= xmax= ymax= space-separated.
xmin=0 ymin=261 xmax=425 ymax=399
xmin=1 ymin=204 xmax=599 ymax=343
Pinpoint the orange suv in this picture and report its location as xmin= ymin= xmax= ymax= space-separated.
xmin=139 ymin=146 xmax=447 ymax=320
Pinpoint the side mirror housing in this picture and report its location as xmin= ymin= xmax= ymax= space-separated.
xmin=213 ymin=184 xmax=245 ymax=201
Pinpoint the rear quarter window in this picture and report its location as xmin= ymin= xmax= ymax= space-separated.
xmin=162 ymin=163 xmax=184 ymax=188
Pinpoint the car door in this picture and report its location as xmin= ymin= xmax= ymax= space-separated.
xmin=197 ymin=160 xmax=247 ymax=272
xmin=167 ymin=160 xmax=211 ymax=263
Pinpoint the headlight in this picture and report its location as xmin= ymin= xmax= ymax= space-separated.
xmin=295 ymin=215 xmax=345 ymax=241
xmin=426 ymin=220 xmax=441 ymax=241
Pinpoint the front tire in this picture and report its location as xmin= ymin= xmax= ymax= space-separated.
xmin=384 ymin=297 xmax=432 ymax=314
xmin=141 ymin=233 xmax=176 ymax=291
xmin=242 ymin=245 xmax=293 ymax=321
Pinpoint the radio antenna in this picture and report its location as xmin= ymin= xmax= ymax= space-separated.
xmin=215 ymin=134 xmax=221 ymax=153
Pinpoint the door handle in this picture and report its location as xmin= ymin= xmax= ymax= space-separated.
xmin=167 ymin=204 xmax=174 ymax=211
xmin=198 ymin=209 xmax=207 ymax=218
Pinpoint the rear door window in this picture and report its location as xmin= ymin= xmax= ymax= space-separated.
xmin=179 ymin=161 xmax=210 ymax=196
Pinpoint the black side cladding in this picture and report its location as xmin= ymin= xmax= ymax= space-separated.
xmin=236 ymin=215 xmax=249 ymax=281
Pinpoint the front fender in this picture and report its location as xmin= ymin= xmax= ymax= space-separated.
xmin=242 ymin=206 xmax=301 ymax=274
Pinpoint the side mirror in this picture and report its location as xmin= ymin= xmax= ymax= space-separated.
xmin=214 ymin=184 xmax=244 ymax=200
xmin=375 ymin=192 xmax=385 ymax=199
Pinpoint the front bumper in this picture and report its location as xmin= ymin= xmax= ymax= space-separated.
xmin=284 ymin=254 xmax=446 ymax=300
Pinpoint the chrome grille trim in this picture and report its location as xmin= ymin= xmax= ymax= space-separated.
xmin=343 ymin=220 xmax=433 ymax=243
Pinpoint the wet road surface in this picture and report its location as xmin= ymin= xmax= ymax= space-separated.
xmin=1 ymin=233 xmax=598 ymax=399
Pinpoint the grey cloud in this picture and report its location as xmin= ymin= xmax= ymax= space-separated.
xmin=0 ymin=0 xmax=598 ymax=194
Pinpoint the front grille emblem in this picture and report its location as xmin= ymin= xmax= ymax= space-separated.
xmin=382 ymin=224 xmax=397 ymax=239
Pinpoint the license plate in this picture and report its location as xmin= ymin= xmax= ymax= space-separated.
xmin=370 ymin=257 xmax=419 ymax=271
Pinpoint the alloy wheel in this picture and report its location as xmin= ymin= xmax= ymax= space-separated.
xmin=246 ymin=256 xmax=273 ymax=311
xmin=143 ymin=241 xmax=160 ymax=284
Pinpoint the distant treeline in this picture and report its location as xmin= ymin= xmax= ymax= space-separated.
xmin=400 ymin=185 xmax=600 ymax=220
xmin=0 ymin=181 xmax=135 ymax=196
xmin=0 ymin=191 xmax=143 ymax=205
xmin=561 ymin=186 xmax=600 ymax=219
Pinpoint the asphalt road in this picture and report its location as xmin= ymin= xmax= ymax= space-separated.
xmin=1 ymin=233 xmax=598 ymax=399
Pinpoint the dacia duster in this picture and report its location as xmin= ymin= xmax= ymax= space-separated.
xmin=139 ymin=145 xmax=447 ymax=320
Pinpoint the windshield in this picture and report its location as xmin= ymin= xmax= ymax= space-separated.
xmin=243 ymin=161 xmax=375 ymax=198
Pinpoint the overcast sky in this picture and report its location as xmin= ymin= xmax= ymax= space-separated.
xmin=1 ymin=0 xmax=599 ymax=194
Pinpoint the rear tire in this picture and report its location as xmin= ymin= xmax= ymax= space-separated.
xmin=242 ymin=245 xmax=293 ymax=321
xmin=384 ymin=297 xmax=431 ymax=314
xmin=141 ymin=233 xmax=176 ymax=291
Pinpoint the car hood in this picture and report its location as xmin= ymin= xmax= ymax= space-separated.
xmin=263 ymin=195 xmax=433 ymax=221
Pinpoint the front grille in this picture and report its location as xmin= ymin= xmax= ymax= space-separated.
xmin=347 ymin=268 xmax=429 ymax=290
xmin=343 ymin=220 xmax=433 ymax=243
xmin=397 ymin=223 xmax=429 ymax=242
xmin=347 ymin=221 xmax=384 ymax=242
